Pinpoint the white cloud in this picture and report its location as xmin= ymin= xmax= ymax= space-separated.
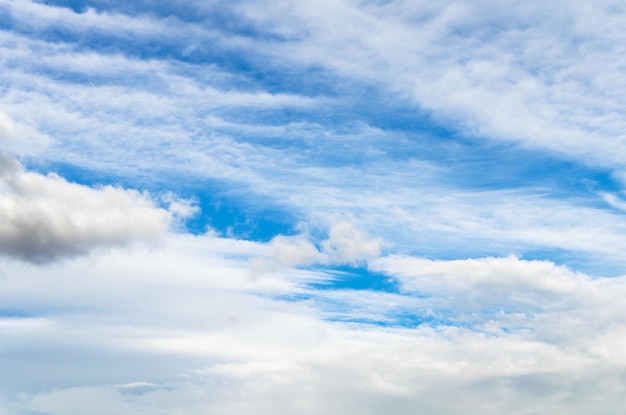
xmin=0 ymin=233 xmax=626 ymax=414
xmin=0 ymin=153 xmax=185 ymax=263
xmin=229 ymin=0 xmax=626 ymax=171
xmin=370 ymin=254 xmax=587 ymax=295
xmin=321 ymin=221 xmax=381 ymax=264
xmin=159 ymin=192 xmax=200 ymax=227
xmin=4 ymin=1 xmax=626 ymax=190
xmin=369 ymin=255 xmax=626 ymax=349
xmin=0 ymin=0 xmax=181 ymax=39
xmin=600 ymin=192 xmax=626 ymax=212
xmin=263 ymin=222 xmax=381 ymax=269
xmin=266 ymin=234 xmax=322 ymax=268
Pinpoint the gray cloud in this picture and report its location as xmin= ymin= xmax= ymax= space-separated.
xmin=0 ymin=153 xmax=180 ymax=264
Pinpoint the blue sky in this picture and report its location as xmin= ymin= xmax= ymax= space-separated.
xmin=3 ymin=1 xmax=626 ymax=414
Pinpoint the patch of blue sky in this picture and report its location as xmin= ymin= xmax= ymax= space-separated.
xmin=306 ymin=265 xmax=401 ymax=294
xmin=434 ymin=142 xmax=622 ymax=196
xmin=321 ymin=92 xmax=623 ymax=196
xmin=321 ymin=313 xmax=437 ymax=329
xmin=283 ymin=291 xmax=441 ymax=329
xmin=22 ymin=160 xmax=135 ymax=189
xmin=16 ymin=31 xmax=196 ymax=66
xmin=185 ymin=193 xmax=296 ymax=240
xmin=520 ymin=248 xmax=622 ymax=277
xmin=271 ymin=266 xmax=464 ymax=328
xmin=295 ymin=291 xmax=491 ymax=330
xmin=313 ymin=268 xmax=561 ymax=332
xmin=372 ymin=307 xmax=534 ymax=333
xmin=0 ymin=6 xmax=12 ymax=26
xmin=30 ymin=160 xmax=298 ymax=240
xmin=0 ymin=309 xmax=38 ymax=318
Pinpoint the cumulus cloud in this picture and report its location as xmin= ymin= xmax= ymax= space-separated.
xmin=321 ymin=221 xmax=381 ymax=264
xmin=266 ymin=234 xmax=322 ymax=268
xmin=263 ymin=221 xmax=381 ymax=268
xmin=0 ymin=153 xmax=187 ymax=264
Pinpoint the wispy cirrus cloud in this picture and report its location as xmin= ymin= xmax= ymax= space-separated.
xmin=1 ymin=0 xmax=624 ymax=272
xmin=228 ymin=0 xmax=626 ymax=170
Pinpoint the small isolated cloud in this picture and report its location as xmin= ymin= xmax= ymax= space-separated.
xmin=160 ymin=191 xmax=200 ymax=226
xmin=0 ymin=153 xmax=177 ymax=264
xmin=267 ymin=234 xmax=322 ymax=268
xmin=264 ymin=221 xmax=381 ymax=268
xmin=321 ymin=221 xmax=381 ymax=264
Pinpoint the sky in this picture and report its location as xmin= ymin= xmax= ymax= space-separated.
xmin=2 ymin=0 xmax=626 ymax=413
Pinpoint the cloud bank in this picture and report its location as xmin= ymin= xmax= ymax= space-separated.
xmin=3 ymin=239 xmax=626 ymax=415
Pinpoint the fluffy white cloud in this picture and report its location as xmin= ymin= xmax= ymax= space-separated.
xmin=0 ymin=153 xmax=189 ymax=263
xmin=265 ymin=234 xmax=322 ymax=268
xmin=263 ymin=222 xmax=380 ymax=268
xmin=321 ymin=221 xmax=381 ymax=264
